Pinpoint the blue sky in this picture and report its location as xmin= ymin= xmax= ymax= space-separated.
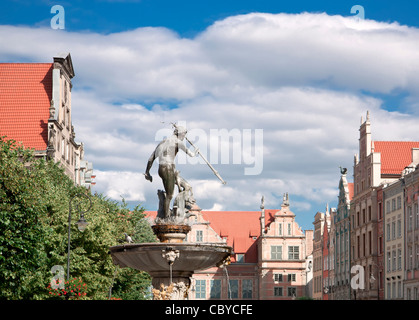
xmin=1 ymin=0 xmax=419 ymax=231
xmin=2 ymin=1 xmax=418 ymax=34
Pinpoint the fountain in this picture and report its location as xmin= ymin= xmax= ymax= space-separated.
xmin=109 ymin=124 xmax=232 ymax=300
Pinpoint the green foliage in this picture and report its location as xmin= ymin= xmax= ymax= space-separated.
xmin=0 ymin=136 xmax=157 ymax=300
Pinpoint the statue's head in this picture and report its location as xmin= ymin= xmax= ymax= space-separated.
xmin=174 ymin=126 xmax=187 ymax=139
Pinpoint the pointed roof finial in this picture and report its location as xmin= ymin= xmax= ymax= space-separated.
xmin=260 ymin=195 xmax=265 ymax=210
xmin=282 ymin=192 xmax=290 ymax=207
xmin=366 ymin=110 xmax=370 ymax=121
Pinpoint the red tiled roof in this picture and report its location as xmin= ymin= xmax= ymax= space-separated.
xmin=0 ymin=63 xmax=53 ymax=151
xmin=374 ymin=141 xmax=419 ymax=175
xmin=201 ymin=211 xmax=262 ymax=263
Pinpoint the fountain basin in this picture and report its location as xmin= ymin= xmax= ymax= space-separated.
xmin=109 ymin=242 xmax=232 ymax=278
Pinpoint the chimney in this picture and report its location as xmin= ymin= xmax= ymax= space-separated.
xmin=412 ymin=148 xmax=419 ymax=164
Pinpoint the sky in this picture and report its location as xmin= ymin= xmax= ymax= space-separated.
xmin=1 ymin=0 xmax=419 ymax=231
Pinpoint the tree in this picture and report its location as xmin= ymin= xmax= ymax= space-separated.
xmin=0 ymin=136 xmax=156 ymax=299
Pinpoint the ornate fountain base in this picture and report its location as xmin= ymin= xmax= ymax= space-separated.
xmin=151 ymin=274 xmax=192 ymax=300
xmin=152 ymin=224 xmax=191 ymax=243
xmin=109 ymin=242 xmax=232 ymax=300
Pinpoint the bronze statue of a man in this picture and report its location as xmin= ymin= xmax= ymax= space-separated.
xmin=144 ymin=126 xmax=198 ymax=219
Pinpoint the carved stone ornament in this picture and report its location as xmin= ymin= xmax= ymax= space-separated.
xmin=49 ymin=100 xmax=55 ymax=119
xmin=151 ymin=282 xmax=190 ymax=300
xmin=162 ymin=248 xmax=180 ymax=266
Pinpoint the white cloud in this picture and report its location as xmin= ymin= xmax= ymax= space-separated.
xmin=1 ymin=12 xmax=419 ymax=229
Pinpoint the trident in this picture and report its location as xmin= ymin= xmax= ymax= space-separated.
xmin=171 ymin=122 xmax=227 ymax=185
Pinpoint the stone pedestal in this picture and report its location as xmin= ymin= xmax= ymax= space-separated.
xmin=152 ymin=224 xmax=191 ymax=243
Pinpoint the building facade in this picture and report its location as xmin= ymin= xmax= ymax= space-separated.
xmin=350 ymin=112 xmax=419 ymax=300
xmin=403 ymin=162 xmax=419 ymax=300
xmin=256 ymin=194 xmax=313 ymax=300
xmin=350 ymin=112 xmax=380 ymax=300
xmin=322 ymin=209 xmax=330 ymax=300
xmin=383 ymin=180 xmax=405 ymax=299
xmin=376 ymin=184 xmax=385 ymax=300
xmin=0 ymin=53 xmax=94 ymax=188
xmin=312 ymin=210 xmax=325 ymax=300
xmin=333 ymin=170 xmax=354 ymax=300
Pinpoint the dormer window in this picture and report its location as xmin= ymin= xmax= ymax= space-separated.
xmin=64 ymin=80 xmax=68 ymax=102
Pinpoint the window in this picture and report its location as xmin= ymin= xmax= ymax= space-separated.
xmin=387 ymin=283 xmax=391 ymax=299
xmin=392 ymin=282 xmax=396 ymax=299
xmin=61 ymin=138 xmax=65 ymax=158
xmin=274 ymin=287 xmax=283 ymax=297
xmin=278 ymin=223 xmax=282 ymax=235
xmin=274 ymin=273 xmax=283 ymax=282
xmin=392 ymin=222 xmax=396 ymax=240
xmin=362 ymin=233 xmax=366 ymax=257
xmin=397 ymin=219 xmax=401 ymax=238
xmin=288 ymin=246 xmax=299 ymax=260
xmin=66 ymin=142 xmax=69 ymax=161
xmin=387 ymin=251 xmax=391 ymax=272
xmin=368 ymin=231 xmax=372 ymax=255
xmin=196 ymin=230 xmax=203 ymax=242
xmin=242 ymin=279 xmax=252 ymax=299
xmin=386 ymin=201 xmax=390 ymax=213
xmin=416 ymin=204 xmax=419 ymax=229
xmin=392 ymin=250 xmax=396 ymax=271
xmin=236 ymin=254 xmax=244 ymax=263
xmin=397 ymin=196 xmax=402 ymax=210
xmin=408 ymin=246 xmax=413 ymax=270
xmin=271 ymin=246 xmax=282 ymax=260
xmin=397 ymin=249 xmax=402 ymax=270
xmin=64 ymin=80 xmax=68 ymax=102
xmin=210 ymin=280 xmax=221 ymax=299
xmin=408 ymin=207 xmax=413 ymax=231
xmin=392 ymin=199 xmax=396 ymax=211
xmin=386 ymin=224 xmax=390 ymax=241
xmin=287 ymin=274 xmax=296 ymax=282
xmin=195 ymin=280 xmax=206 ymax=299
xmin=228 ymin=280 xmax=238 ymax=299
xmin=362 ymin=208 xmax=366 ymax=223
xmin=65 ymin=108 xmax=70 ymax=128
xmin=368 ymin=206 xmax=372 ymax=221
xmin=287 ymin=223 xmax=291 ymax=235
xmin=287 ymin=287 xmax=296 ymax=298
